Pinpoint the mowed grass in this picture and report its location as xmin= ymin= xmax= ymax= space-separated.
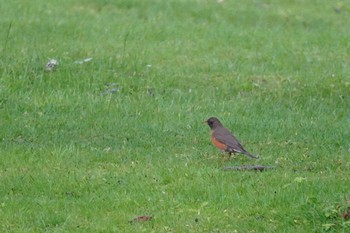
xmin=1 ymin=0 xmax=350 ymax=232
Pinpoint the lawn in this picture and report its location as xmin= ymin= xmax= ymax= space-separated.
xmin=0 ymin=0 xmax=350 ymax=232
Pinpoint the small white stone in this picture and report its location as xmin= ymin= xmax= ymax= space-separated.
xmin=45 ymin=59 xmax=59 ymax=71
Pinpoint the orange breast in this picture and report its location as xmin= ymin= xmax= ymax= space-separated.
xmin=211 ymin=134 xmax=227 ymax=151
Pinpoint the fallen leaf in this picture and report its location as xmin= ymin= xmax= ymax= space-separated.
xmin=342 ymin=207 xmax=350 ymax=220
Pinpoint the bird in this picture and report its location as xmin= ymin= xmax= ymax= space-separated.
xmin=204 ymin=117 xmax=258 ymax=159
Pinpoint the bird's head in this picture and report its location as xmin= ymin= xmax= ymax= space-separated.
xmin=204 ymin=117 xmax=222 ymax=129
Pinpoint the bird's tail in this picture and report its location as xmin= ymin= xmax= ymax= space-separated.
xmin=244 ymin=151 xmax=259 ymax=159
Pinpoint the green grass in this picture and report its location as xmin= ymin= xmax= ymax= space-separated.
xmin=1 ymin=0 xmax=350 ymax=232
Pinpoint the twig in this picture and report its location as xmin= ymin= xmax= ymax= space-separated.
xmin=223 ymin=165 xmax=275 ymax=172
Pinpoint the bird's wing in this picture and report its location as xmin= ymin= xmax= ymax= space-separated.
xmin=212 ymin=126 xmax=247 ymax=153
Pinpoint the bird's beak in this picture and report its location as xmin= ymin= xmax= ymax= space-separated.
xmin=202 ymin=120 xmax=207 ymax=124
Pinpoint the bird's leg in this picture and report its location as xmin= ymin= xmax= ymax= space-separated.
xmin=221 ymin=152 xmax=231 ymax=162
xmin=220 ymin=156 xmax=230 ymax=166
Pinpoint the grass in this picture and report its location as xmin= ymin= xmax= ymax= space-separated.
xmin=1 ymin=0 xmax=350 ymax=232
